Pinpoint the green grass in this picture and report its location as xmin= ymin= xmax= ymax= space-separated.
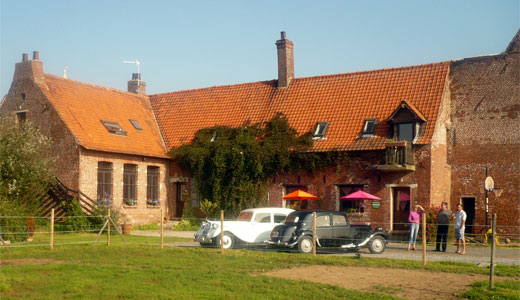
xmin=457 ymin=280 xmax=520 ymax=299
xmin=1 ymin=232 xmax=518 ymax=299
xmin=1 ymin=244 xmax=402 ymax=300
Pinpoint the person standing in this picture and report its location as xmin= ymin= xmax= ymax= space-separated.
xmin=408 ymin=204 xmax=425 ymax=251
xmin=435 ymin=202 xmax=452 ymax=252
xmin=453 ymin=203 xmax=467 ymax=254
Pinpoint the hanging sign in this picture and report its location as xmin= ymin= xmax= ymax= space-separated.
xmin=485 ymin=176 xmax=494 ymax=191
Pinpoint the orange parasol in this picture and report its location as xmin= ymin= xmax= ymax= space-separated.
xmin=282 ymin=190 xmax=318 ymax=202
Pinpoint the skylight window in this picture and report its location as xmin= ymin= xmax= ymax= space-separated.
xmin=313 ymin=122 xmax=329 ymax=139
xmin=101 ymin=120 xmax=127 ymax=135
xmin=361 ymin=118 xmax=378 ymax=137
xmin=129 ymin=119 xmax=142 ymax=130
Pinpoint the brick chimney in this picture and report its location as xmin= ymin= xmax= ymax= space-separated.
xmin=275 ymin=31 xmax=294 ymax=89
xmin=13 ymin=51 xmax=44 ymax=82
xmin=127 ymin=73 xmax=146 ymax=94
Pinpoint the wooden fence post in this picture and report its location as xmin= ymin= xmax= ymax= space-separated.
xmin=50 ymin=209 xmax=55 ymax=251
xmin=422 ymin=213 xmax=426 ymax=265
xmin=490 ymin=213 xmax=496 ymax=289
xmin=220 ymin=210 xmax=224 ymax=254
xmin=312 ymin=212 xmax=317 ymax=257
xmin=161 ymin=208 xmax=164 ymax=249
xmin=107 ymin=209 xmax=111 ymax=246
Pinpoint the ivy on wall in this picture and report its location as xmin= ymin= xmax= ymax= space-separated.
xmin=170 ymin=113 xmax=349 ymax=215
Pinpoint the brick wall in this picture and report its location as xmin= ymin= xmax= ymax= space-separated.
xmin=79 ymin=148 xmax=170 ymax=225
xmin=448 ymin=49 xmax=520 ymax=235
xmin=269 ymin=148 xmax=435 ymax=232
xmin=0 ymin=75 xmax=80 ymax=189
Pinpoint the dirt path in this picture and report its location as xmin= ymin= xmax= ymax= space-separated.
xmin=262 ymin=265 xmax=513 ymax=300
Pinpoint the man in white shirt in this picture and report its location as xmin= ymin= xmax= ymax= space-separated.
xmin=453 ymin=203 xmax=467 ymax=254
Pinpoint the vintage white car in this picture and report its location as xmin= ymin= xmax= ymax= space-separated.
xmin=194 ymin=207 xmax=294 ymax=249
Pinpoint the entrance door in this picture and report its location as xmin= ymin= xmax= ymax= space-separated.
xmin=175 ymin=182 xmax=186 ymax=217
xmin=392 ymin=187 xmax=410 ymax=231
xmin=461 ymin=197 xmax=475 ymax=234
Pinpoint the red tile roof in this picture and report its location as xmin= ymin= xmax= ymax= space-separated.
xmin=37 ymin=75 xmax=168 ymax=158
xmin=150 ymin=62 xmax=450 ymax=152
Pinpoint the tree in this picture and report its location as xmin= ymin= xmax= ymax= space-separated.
xmin=0 ymin=119 xmax=55 ymax=241
xmin=170 ymin=114 xmax=313 ymax=215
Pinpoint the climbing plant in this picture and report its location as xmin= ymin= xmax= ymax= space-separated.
xmin=170 ymin=114 xmax=349 ymax=215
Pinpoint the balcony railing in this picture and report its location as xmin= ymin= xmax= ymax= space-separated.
xmin=376 ymin=141 xmax=415 ymax=172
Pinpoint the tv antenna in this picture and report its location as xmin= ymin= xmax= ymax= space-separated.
xmin=122 ymin=59 xmax=141 ymax=74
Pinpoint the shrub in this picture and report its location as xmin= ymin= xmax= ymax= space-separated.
xmin=54 ymin=199 xmax=91 ymax=233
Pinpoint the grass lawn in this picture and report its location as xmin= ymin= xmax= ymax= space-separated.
xmin=1 ymin=233 xmax=518 ymax=299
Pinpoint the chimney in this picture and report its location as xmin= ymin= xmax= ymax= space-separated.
xmin=275 ymin=31 xmax=294 ymax=89
xmin=127 ymin=73 xmax=146 ymax=94
xmin=14 ymin=50 xmax=44 ymax=82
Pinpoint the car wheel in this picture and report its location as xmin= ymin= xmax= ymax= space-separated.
xmin=298 ymin=236 xmax=314 ymax=254
xmin=368 ymin=236 xmax=386 ymax=254
xmin=217 ymin=232 xmax=235 ymax=249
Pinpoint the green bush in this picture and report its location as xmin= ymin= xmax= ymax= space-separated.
xmin=54 ymin=199 xmax=91 ymax=233
xmin=172 ymin=219 xmax=200 ymax=231
xmin=0 ymin=197 xmax=29 ymax=242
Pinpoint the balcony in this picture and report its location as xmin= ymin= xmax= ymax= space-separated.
xmin=375 ymin=141 xmax=415 ymax=172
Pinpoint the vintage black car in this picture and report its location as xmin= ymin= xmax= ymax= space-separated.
xmin=267 ymin=210 xmax=388 ymax=254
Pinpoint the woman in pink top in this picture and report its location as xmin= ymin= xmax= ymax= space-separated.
xmin=408 ymin=204 xmax=425 ymax=251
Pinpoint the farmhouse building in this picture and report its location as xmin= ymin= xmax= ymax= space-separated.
xmin=1 ymin=31 xmax=518 ymax=235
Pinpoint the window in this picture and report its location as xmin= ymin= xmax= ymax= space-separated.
xmin=123 ymin=164 xmax=137 ymax=206
xmin=16 ymin=112 xmax=27 ymax=124
xmin=397 ymin=122 xmax=414 ymax=143
xmin=332 ymin=214 xmax=347 ymax=226
xmin=210 ymin=132 xmax=218 ymax=142
xmin=313 ymin=122 xmax=329 ymax=139
xmin=129 ymin=119 xmax=142 ymax=130
xmin=97 ymin=162 xmax=113 ymax=205
xmin=147 ymin=166 xmax=160 ymax=206
xmin=274 ymin=213 xmax=287 ymax=223
xmin=316 ymin=215 xmax=331 ymax=228
xmin=339 ymin=185 xmax=364 ymax=213
xmin=361 ymin=118 xmax=377 ymax=137
xmin=101 ymin=120 xmax=127 ymax=135
xmin=285 ymin=186 xmax=308 ymax=209
xmin=254 ymin=213 xmax=271 ymax=223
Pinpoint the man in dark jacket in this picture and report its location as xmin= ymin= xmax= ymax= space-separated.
xmin=435 ymin=202 xmax=452 ymax=252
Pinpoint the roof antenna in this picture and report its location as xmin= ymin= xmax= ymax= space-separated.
xmin=122 ymin=60 xmax=141 ymax=90
xmin=63 ymin=66 xmax=68 ymax=79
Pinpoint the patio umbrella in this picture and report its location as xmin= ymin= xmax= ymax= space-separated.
xmin=282 ymin=190 xmax=318 ymax=209
xmin=282 ymin=190 xmax=318 ymax=201
xmin=340 ymin=190 xmax=381 ymax=201
xmin=340 ymin=190 xmax=381 ymax=213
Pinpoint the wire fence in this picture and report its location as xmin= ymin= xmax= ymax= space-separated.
xmin=1 ymin=212 xmax=518 ymax=254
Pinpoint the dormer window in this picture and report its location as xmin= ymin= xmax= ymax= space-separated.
xmin=129 ymin=119 xmax=142 ymax=130
xmin=313 ymin=122 xmax=329 ymax=139
xmin=361 ymin=118 xmax=377 ymax=137
xmin=101 ymin=120 xmax=127 ymax=135
xmin=396 ymin=122 xmax=414 ymax=143
xmin=388 ymin=100 xmax=427 ymax=144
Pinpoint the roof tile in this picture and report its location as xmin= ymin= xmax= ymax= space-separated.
xmin=150 ymin=62 xmax=449 ymax=152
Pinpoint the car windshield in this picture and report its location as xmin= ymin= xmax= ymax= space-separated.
xmin=237 ymin=211 xmax=253 ymax=221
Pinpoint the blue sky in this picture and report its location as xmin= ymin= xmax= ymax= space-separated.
xmin=1 ymin=0 xmax=518 ymax=97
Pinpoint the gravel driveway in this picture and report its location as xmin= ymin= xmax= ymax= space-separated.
xmin=131 ymin=230 xmax=520 ymax=266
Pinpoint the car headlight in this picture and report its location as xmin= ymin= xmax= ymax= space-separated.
xmin=271 ymin=229 xmax=279 ymax=238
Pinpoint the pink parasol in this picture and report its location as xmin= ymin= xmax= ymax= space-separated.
xmin=340 ymin=190 xmax=381 ymax=201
